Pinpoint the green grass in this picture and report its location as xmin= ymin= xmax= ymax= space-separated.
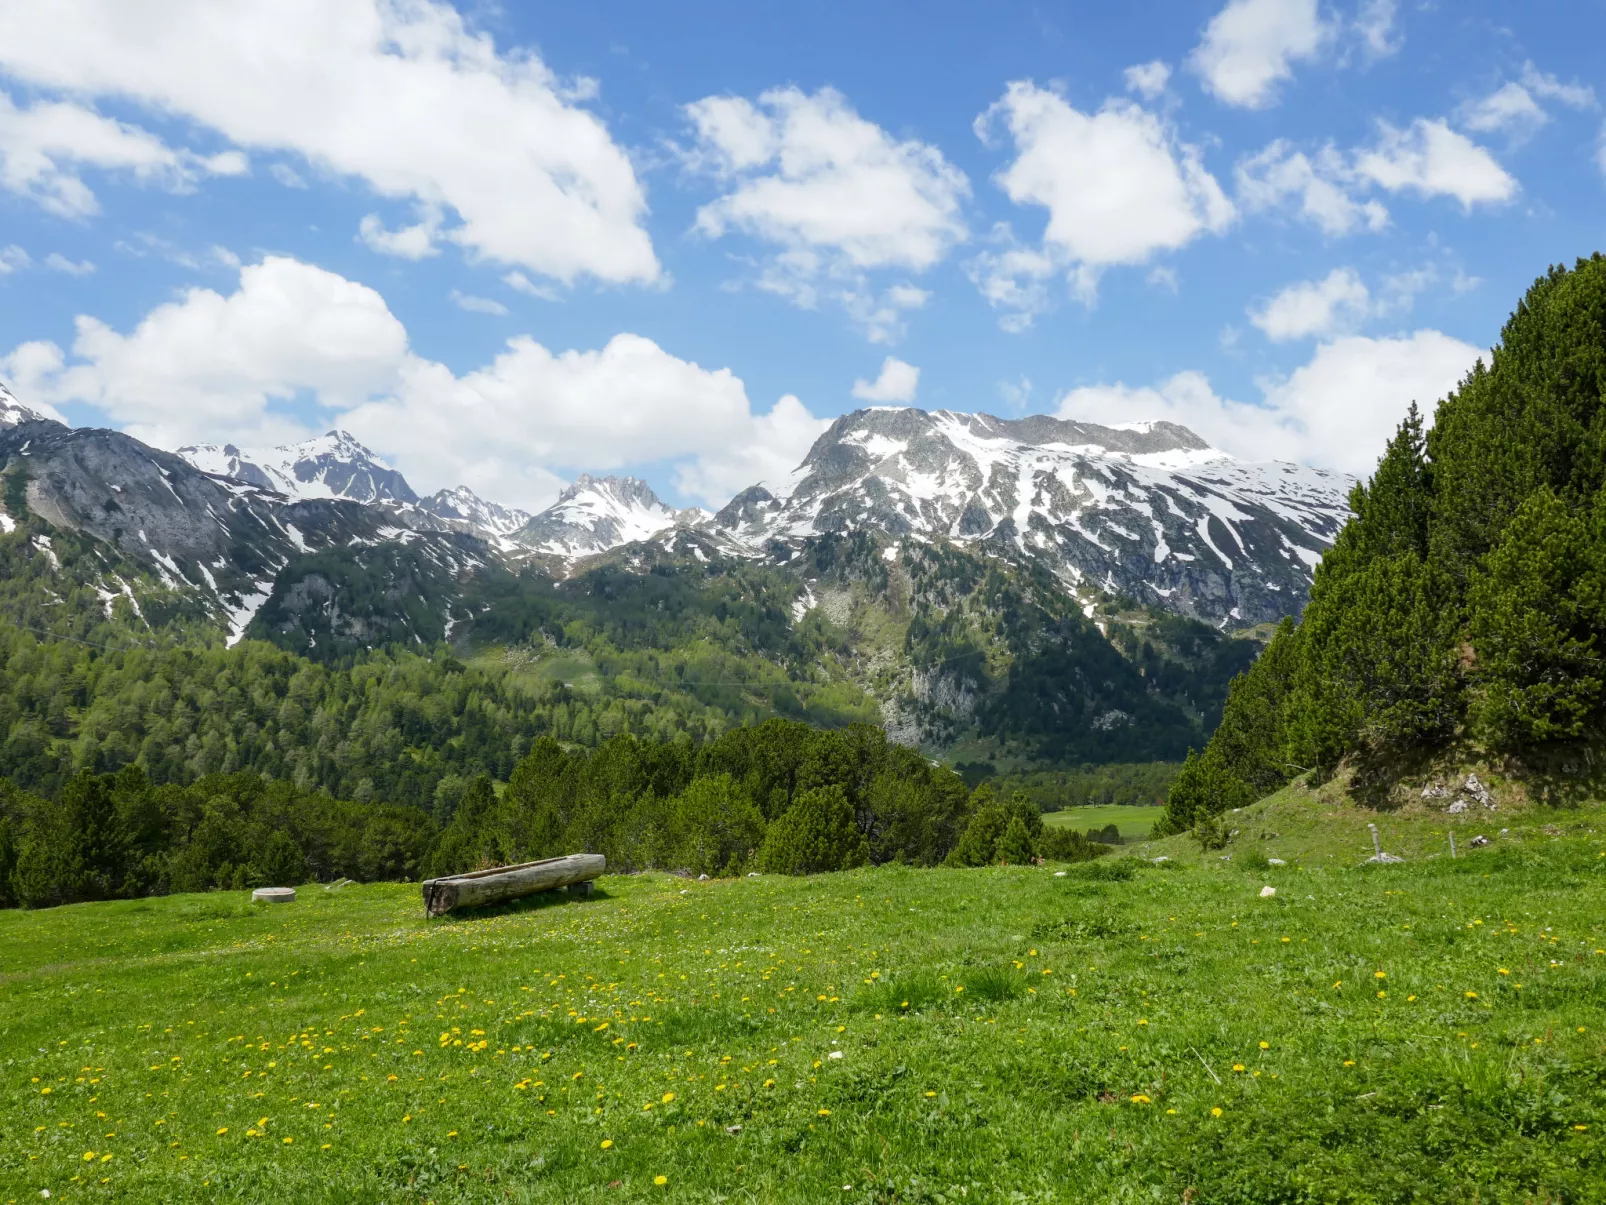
xmin=3 ymin=794 xmax=1605 ymax=1203
xmin=1043 ymin=804 xmax=1163 ymax=841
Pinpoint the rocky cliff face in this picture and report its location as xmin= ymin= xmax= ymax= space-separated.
xmin=709 ymin=408 xmax=1351 ymax=625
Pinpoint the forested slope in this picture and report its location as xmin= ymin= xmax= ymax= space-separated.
xmin=1164 ymin=254 xmax=1606 ymax=830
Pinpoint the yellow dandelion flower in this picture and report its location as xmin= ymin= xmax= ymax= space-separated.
xmin=818 ymin=1108 xmax=831 ymax=1117
xmin=662 ymin=1092 xmax=675 ymax=1103
xmin=601 ymin=1139 xmax=614 ymax=1149
xmin=1210 ymin=1107 xmax=1223 ymax=1118
xmin=654 ymin=1175 xmax=668 ymax=1186
xmin=1232 ymin=1064 xmax=1245 ymax=1073
xmin=283 ymin=1137 xmax=293 ymax=1145
xmin=216 ymin=1127 xmax=228 ymax=1136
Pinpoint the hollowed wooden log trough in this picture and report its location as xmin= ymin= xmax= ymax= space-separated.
xmin=422 ymin=853 xmax=605 ymax=917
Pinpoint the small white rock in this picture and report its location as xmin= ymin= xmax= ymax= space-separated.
xmin=1259 ymin=885 xmax=1277 ymax=898
xmin=1053 ymin=870 xmax=1067 ymax=877
xmin=1266 ymin=857 xmax=1286 ymax=866
xmin=828 ymin=1050 xmax=843 ymax=1059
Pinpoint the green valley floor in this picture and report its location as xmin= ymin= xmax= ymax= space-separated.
xmin=3 ymin=788 xmax=1604 ymax=1203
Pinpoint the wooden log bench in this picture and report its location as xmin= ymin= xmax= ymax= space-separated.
xmin=421 ymin=853 xmax=605 ymax=917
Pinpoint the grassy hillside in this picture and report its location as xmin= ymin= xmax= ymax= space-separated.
xmin=3 ymin=798 xmax=1603 ymax=1203
xmin=1043 ymin=804 xmax=1163 ymax=842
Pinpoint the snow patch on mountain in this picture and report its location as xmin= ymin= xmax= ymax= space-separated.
xmin=417 ymin=486 xmax=531 ymax=539
xmin=178 ymin=431 xmax=417 ymax=505
xmin=709 ymin=407 xmax=1353 ymax=626
xmin=514 ymin=475 xmax=697 ymax=559
xmin=0 ymin=379 xmax=58 ymax=429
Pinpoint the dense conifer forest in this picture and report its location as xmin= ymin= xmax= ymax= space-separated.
xmin=1163 ymin=255 xmax=1606 ymax=832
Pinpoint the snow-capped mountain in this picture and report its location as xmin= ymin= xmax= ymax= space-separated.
xmin=710 ymin=408 xmax=1352 ymax=625
xmin=418 ymin=486 xmax=531 ymax=539
xmin=178 ymin=432 xmax=418 ymax=505
xmin=514 ymin=474 xmax=698 ymax=558
xmin=177 ymin=432 xmax=525 ymax=543
xmin=0 ymin=380 xmax=56 ymax=429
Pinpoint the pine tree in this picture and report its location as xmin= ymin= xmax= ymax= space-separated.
xmin=756 ymin=785 xmax=868 ymax=875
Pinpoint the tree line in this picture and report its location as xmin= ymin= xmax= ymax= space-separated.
xmin=0 ymin=717 xmax=1106 ymax=909
xmin=1163 ymin=255 xmax=1606 ymax=832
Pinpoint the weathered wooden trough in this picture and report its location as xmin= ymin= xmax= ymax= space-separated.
xmin=421 ymin=853 xmax=605 ymax=917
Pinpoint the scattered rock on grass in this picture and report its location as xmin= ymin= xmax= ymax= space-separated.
xmin=1260 ymin=886 xmax=1277 ymax=898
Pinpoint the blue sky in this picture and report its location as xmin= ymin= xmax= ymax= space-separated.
xmin=0 ymin=0 xmax=1602 ymax=511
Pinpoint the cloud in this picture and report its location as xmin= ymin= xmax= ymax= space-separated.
xmin=9 ymin=254 xmax=823 ymax=509
xmin=449 ymin=289 xmax=508 ymax=316
xmin=1238 ymin=117 xmax=1514 ymax=232
xmin=1521 ymin=63 xmax=1597 ymax=111
xmin=358 ymin=205 xmax=442 ymax=259
xmin=1123 ymin=61 xmax=1172 ymax=100
xmin=1461 ymin=64 xmax=1596 ymax=140
xmin=0 ymin=0 xmax=656 ymax=286
xmin=1354 ymin=118 xmax=1517 ymax=208
xmin=1236 ymin=141 xmax=1388 ymax=235
xmin=850 ymin=357 xmax=919 ymax=403
xmin=0 ymin=89 xmax=245 ymax=218
xmin=43 ymin=252 xmax=94 ymax=276
xmin=269 ymin=162 xmax=307 ymax=189
xmin=1249 ymin=268 xmax=1371 ymax=341
xmin=503 ymin=270 xmax=560 ymax=301
xmin=684 ymin=86 xmax=967 ymax=340
xmin=1188 ymin=0 xmax=1328 ymax=109
xmin=0 ymin=245 xmax=29 ymax=274
xmin=1056 ymin=329 xmax=1482 ymax=475
xmin=672 ymin=393 xmax=829 ymax=502
xmin=970 ymin=81 xmax=1233 ymax=323
xmin=1462 ymin=83 xmax=1549 ymax=137
xmin=1354 ymin=0 xmax=1401 ymax=57
xmin=688 ymin=87 xmax=968 ymax=271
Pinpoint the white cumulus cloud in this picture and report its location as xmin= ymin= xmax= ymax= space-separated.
xmin=1188 ymin=0 xmax=1328 ymax=109
xmin=971 ymin=81 xmax=1233 ymax=324
xmin=0 ymin=89 xmax=245 ymax=218
xmin=1056 ymin=329 xmax=1482 ymax=475
xmin=685 ymin=86 xmax=968 ymax=341
xmin=1354 ymin=118 xmax=1517 ymax=208
xmin=7 ymin=255 xmax=822 ymax=510
xmin=1123 ymin=61 xmax=1172 ymax=100
xmin=0 ymin=0 xmax=656 ymax=286
xmin=1249 ymin=268 xmax=1371 ymax=341
xmin=850 ymin=357 xmax=920 ymax=403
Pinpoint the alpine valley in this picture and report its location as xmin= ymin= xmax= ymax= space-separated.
xmin=0 ymin=377 xmax=1352 ymax=775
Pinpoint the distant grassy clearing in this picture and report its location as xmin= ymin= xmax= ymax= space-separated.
xmin=2 ymin=795 xmax=1604 ymax=1203
xmin=1042 ymin=803 xmax=1163 ymax=840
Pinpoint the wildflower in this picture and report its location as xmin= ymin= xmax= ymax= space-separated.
xmin=655 ymin=1175 xmax=668 ymax=1185
xmin=216 ymin=1128 xmax=228 ymax=1136
xmin=818 ymin=1108 xmax=831 ymax=1117
xmin=1130 ymin=1094 xmax=1151 ymax=1104
xmin=1498 ymin=968 xmax=1509 ymax=975
xmin=601 ymin=1139 xmax=613 ymax=1149
xmin=283 ymin=1137 xmax=293 ymax=1145
xmin=1258 ymin=1042 xmax=1269 ymax=1050
xmin=1465 ymin=991 xmax=1478 ymax=999
xmin=1374 ymin=971 xmax=1385 ymax=979
xmin=1343 ymin=1060 xmax=1355 ymax=1067
xmin=662 ymin=1092 xmax=675 ymax=1103
xmin=1210 ymin=1107 xmax=1223 ymax=1117
xmin=1231 ymin=1064 xmax=1245 ymax=1073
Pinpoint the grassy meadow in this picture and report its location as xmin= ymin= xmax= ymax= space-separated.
xmin=1042 ymin=805 xmax=1164 ymax=843
xmin=3 ymin=784 xmax=1605 ymax=1204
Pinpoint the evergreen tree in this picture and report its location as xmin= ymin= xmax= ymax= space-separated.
xmin=756 ymin=785 xmax=868 ymax=875
xmin=995 ymin=816 xmax=1036 ymax=865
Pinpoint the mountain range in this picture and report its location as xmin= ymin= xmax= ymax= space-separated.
xmin=165 ymin=407 xmax=1350 ymax=627
xmin=0 ymin=378 xmax=1354 ymax=766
